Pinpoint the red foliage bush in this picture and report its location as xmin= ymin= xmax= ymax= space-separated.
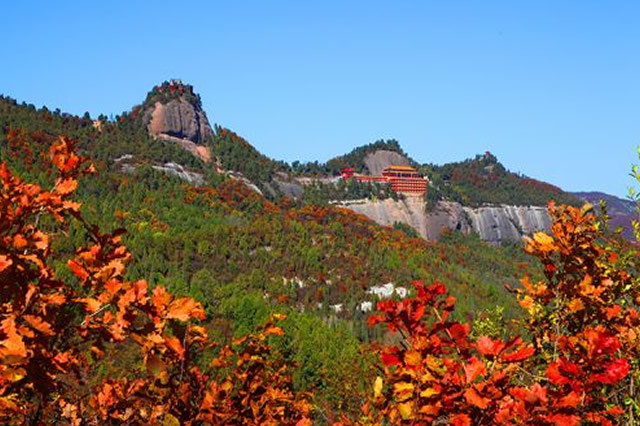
xmin=0 ymin=134 xmax=311 ymax=425
xmin=365 ymin=202 xmax=637 ymax=425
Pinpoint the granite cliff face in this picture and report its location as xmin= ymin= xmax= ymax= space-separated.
xmin=141 ymin=81 xmax=214 ymax=162
xmin=337 ymin=197 xmax=433 ymax=239
xmin=145 ymin=99 xmax=213 ymax=144
xmin=338 ymin=198 xmax=551 ymax=243
xmin=363 ymin=150 xmax=411 ymax=175
xmin=463 ymin=204 xmax=551 ymax=244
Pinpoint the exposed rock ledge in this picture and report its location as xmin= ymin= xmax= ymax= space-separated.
xmin=146 ymin=100 xmax=213 ymax=144
xmin=143 ymin=98 xmax=213 ymax=163
xmin=336 ymin=198 xmax=551 ymax=244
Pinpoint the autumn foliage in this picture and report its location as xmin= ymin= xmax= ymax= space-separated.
xmin=0 ymin=135 xmax=311 ymax=424
xmin=365 ymin=202 xmax=638 ymax=425
xmin=365 ymin=281 xmax=535 ymax=425
xmin=2 ymin=132 xmax=639 ymax=425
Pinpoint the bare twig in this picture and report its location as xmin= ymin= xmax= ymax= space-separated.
xmin=80 ymin=303 xmax=111 ymax=326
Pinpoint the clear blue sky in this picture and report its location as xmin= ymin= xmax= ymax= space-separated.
xmin=2 ymin=1 xmax=639 ymax=197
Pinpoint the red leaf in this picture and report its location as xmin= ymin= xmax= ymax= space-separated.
xmin=381 ymin=352 xmax=401 ymax=366
xmin=591 ymin=358 xmax=630 ymax=385
xmin=464 ymin=357 xmax=486 ymax=383
xmin=464 ymin=387 xmax=490 ymax=409
xmin=411 ymin=304 xmax=426 ymax=322
xmin=501 ymin=345 xmax=535 ymax=362
xmin=13 ymin=234 xmax=27 ymax=249
xmin=605 ymin=406 xmax=625 ymax=415
xmin=476 ymin=336 xmax=505 ymax=357
xmin=449 ymin=323 xmax=470 ymax=341
xmin=546 ymin=414 xmax=581 ymax=426
xmin=367 ymin=315 xmax=385 ymax=328
xmin=546 ymin=359 xmax=580 ymax=385
xmin=556 ymin=391 xmax=581 ymax=408
xmin=509 ymin=383 xmax=547 ymax=404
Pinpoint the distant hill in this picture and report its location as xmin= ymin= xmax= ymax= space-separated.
xmin=1 ymin=80 xmax=603 ymax=245
xmin=325 ymin=139 xmax=415 ymax=174
xmin=573 ymin=191 xmax=637 ymax=239
xmin=423 ymin=151 xmax=582 ymax=208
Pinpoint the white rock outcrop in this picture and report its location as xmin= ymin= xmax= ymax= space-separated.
xmin=338 ymin=199 xmax=551 ymax=244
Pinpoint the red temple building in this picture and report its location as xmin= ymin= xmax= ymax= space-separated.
xmin=340 ymin=165 xmax=428 ymax=195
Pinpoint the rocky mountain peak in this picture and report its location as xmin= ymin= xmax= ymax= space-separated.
xmin=140 ymin=80 xmax=214 ymax=161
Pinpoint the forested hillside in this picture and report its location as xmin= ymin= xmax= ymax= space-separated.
xmin=0 ymin=91 xmax=554 ymax=418
xmin=4 ymin=83 xmax=637 ymax=423
xmin=422 ymin=151 xmax=582 ymax=208
xmin=3 ymin=126 xmax=639 ymax=424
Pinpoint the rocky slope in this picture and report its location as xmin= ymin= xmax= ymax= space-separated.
xmin=337 ymin=198 xmax=551 ymax=243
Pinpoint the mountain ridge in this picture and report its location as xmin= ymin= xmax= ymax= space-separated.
xmin=2 ymin=80 xmax=633 ymax=243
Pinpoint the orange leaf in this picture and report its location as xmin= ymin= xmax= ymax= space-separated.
xmin=605 ymin=304 xmax=621 ymax=320
xmin=68 ymin=259 xmax=89 ymax=281
xmin=165 ymin=335 xmax=184 ymax=359
xmin=76 ymin=297 xmax=102 ymax=313
xmin=12 ymin=234 xmax=27 ymax=249
xmin=55 ymin=178 xmax=78 ymax=195
xmin=0 ymin=255 xmax=12 ymax=273
xmin=23 ymin=315 xmax=54 ymax=336
xmin=152 ymin=286 xmax=172 ymax=311
xmin=166 ymin=297 xmax=205 ymax=321
xmin=32 ymin=231 xmax=49 ymax=250
xmin=263 ymin=326 xmax=284 ymax=337
xmin=104 ymin=279 xmax=122 ymax=295
xmin=0 ymin=317 xmax=28 ymax=361
xmin=451 ymin=413 xmax=472 ymax=426
xmin=532 ymin=232 xmax=556 ymax=252
xmin=62 ymin=200 xmax=81 ymax=211
xmin=567 ymin=298 xmax=584 ymax=313
xmin=90 ymin=346 xmax=104 ymax=359
xmin=405 ymin=351 xmax=422 ymax=367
